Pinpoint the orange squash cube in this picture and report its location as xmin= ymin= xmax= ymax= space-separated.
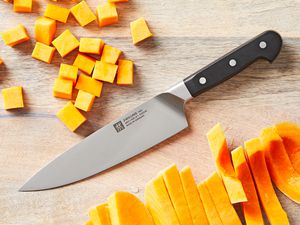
xmin=44 ymin=4 xmax=70 ymax=23
xmin=130 ymin=17 xmax=152 ymax=45
xmin=101 ymin=45 xmax=122 ymax=64
xmin=84 ymin=221 xmax=92 ymax=225
xmin=58 ymin=63 xmax=78 ymax=84
xmin=96 ymin=3 xmax=118 ymax=27
xmin=73 ymin=53 xmax=96 ymax=75
xmin=53 ymin=78 xmax=73 ymax=99
xmin=0 ymin=58 xmax=3 ymax=65
xmin=2 ymin=86 xmax=24 ymax=110
xmin=74 ymin=90 xmax=95 ymax=112
xmin=75 ymin=74 xmax=103 ymax=97
xmin=32 ymin=42 xmax=56 ymax=64
xmin=34 ymin=17 xmax=56 ymax=45
xmin=52 ymin=29 xmax=79 ymax=57
xmin=93 ymin=61 xmax=118 ymax=83
xmin=79 ymin=38 xmax=104 ymax=55
xmin=1 ymin=24 xmax=30 ymax=47
xmin=70 ymin=1 xmax=96 ymax=26
xmin=56 ymin=101 xmax=86 ymax=132
xmin=13 ymin=0 xmax=32 ymax=12
xmin=117 ymin=59 xmax=133 ymax=85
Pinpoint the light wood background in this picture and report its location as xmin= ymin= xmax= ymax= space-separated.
xmin=1 ymin=0 xmax=300 ymax=224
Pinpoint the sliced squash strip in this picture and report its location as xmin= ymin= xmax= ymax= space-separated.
xmin=145 ymin=174 xmax=180 ymax=225
xmin=204 ymin=172 xmax=242 ymax=225
xmin=96 ymin=203 xmax=112 ymax=225
xmin=197 ymin=183 xmax=223 ymax=225
xmin=275 ymin=122 xmax=300 ymax=173
xmin=207 ymin=123 xmax=247 ymax=203
xmin=245 ymin=138 xmax=290 ymax=225
xmin=231 ymin=146 xmax=264 ymax=225
xmin=162 ymin=164 xmax=194 ymax=225
xmin=260 ymin=127 xmax=300 ymax=203
xmin=180 ymin=166 xmax=209 ymax=225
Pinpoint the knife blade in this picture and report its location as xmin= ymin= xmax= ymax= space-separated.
xmin=20 ymin=30 xmax=282 ymax=191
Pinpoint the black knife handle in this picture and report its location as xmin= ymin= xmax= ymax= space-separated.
xmin=183 ymin=30 xmax=282 ymax=97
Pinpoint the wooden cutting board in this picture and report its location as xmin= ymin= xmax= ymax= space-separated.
xmin=0 ymin=0 xmax=300 ymax=224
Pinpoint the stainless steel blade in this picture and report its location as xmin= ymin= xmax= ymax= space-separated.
xmin=20 ymin=93 xmax=188 ymax=191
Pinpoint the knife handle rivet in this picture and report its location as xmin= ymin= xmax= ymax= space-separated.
xmin=229 ymin=59 xmax=237 ymax=67
xmin=199 ymin=77 xmax=207 ymax=85
xmin=259 ymin=41 xmax=267 ymax=49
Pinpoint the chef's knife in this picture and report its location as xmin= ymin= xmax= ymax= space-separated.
xmin=20 ymin=30 xmax=282 ymax=191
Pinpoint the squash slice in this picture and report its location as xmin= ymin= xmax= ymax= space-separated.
xmin=245 ymin=138 xmax=290 ymax=225
xmin=96 ymin=203 xmax=112 ymax=225
xmin=231 ymin=146 xmax=264 ymax=225
xmin=260 ymin=127 xmax=300 ymax=203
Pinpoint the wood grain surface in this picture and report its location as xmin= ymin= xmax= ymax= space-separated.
xmin=1 ymin=0 xmax=300 ymax=224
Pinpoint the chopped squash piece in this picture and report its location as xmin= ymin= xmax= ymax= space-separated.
xmin=275 ymin=122 xmax=300 ymax=173
xmin=96 ymin=3 xmax=118 ymax=27
xmin=260 ymin=127 xmax=300 ymax=203
xmin=70 ymin=1 xmax=96 ymax=26
xmin=34 ymin=17 xmax=56 ymax=45
xmin=52 ymin=29 xmax=79 ymax=57
xmin=207 ymin=123 xmax=247 ymax=203
xmin=75 ymin=74 xmax=103 ymax=97
xmin=0 ymin=58 xmax=3 ymax=65
xmin=13 ymin=0 xmax=32 ymax=12
xmin=1 ymin=24 xmax=30 ymax=47
xmin=204 ymin=172 xmax=242 ymax=225
xmin=231 ymin=146 xmax=264 ymax=225
xmin=245 ymin=138 xmax=290 ymax=225
xmin=93 ymin=61 xmax=118 ymax=83
xmin=130 ymin=17 xmax=152 ymax=45
xmin=197 ymin=183 xmax=223 ymax=225
xmin=89 ymin=207 xmax=101 ymax=225
xmin=180 ymin=166 xmax=209 ymax=225
xmin=145 ymin=175 xmax=180 ymax=225
xmin=2 ymin=86 xmax=24 ymax=110
xmin=53 ymin=78 xmax=73 ymax=99
xmin=44 ymin=3 xmax=70 ymax=23
xmin=101 ymin=45 xmax=122 ymax=64
xmin=57 ymin=101 xmax=86 ymax=131
xmin=108 ymin=192 xmax=154 ymax=225
xmin=95 ymin=203 xmax=112 ymax=225
xmin=58 ymin=63 xmax=78 ymax=84
xmin=84 ymin=221 xmax=92 ymax=225
xmin=32 ymin=42 xmax=56 ymax=64
xmin=117 ymin=59 xmax=133 ymax=85
xmin=79 ymin=38 xmax=104 ymax=55
xmin=73 ymin=53 xmax=96 ymax=75
xmin=108 ymin=0 xmax=128 ymax=2
xmin=74 ymin=90 xmax=95 ymax=112
xmin=162 ymin=164 xmax=193 ymax=225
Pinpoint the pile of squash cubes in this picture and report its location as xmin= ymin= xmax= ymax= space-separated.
xmin=1 ymin=0 xmax=152 ymax=132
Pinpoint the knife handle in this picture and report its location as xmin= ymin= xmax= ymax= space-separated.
xmin=183 ymin=30 xmax=282 ymax=98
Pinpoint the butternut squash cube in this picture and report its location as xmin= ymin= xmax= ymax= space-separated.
xmin=84 ymin=221 xmax=92 ymax=225
xmin=56 ymin=101 xmax=86 ymax=132
xmin=79 ymin=38 xmax=104 ymax=55
xmin=32 ymin=42 xmax=56 ymax=64
xmin=93 ymin=61 xmax=118 ymax=83
xmin=44 ymin=4 xmax=70 ymax=23
xmin=108 ymin=192 xmax=154 ymax=225
xmin=0 ymin=57 xmax=3 ymax=65
xmin=52 ymin=29 xmax=79 ymax=57
xmin=101 ymin=45 xmax=122 ymax=64
xmin=70 ymin=1 xmax=96 ymax=26
xmin=53 ymin=78 xmax=73 ymax=99
xmin=1 ymin=24 xmax=30 ymax=47
xmin=96 ymin=3 xmax=118 ymax=27
xmin=75 ymin=74 xmax=103 ymax=97
xmin=2 ymin=86 xmax=24 ymax=110
xmin=34 ymin=17 xmax=56 ymax=45
xmin=95 ymin=203 xmax=112 ymax=225
xmin=73 ymin=53 xmax=96 ymax=75
xmin=13 ymin=0 xmax=32 ymax=12
xmin=74 ymin=90 xmax=95 ymax=112
xmin=58 ymin=63 xmax=78 ymax=84
xmin=130 ymin=17 xmax=152 ymax=45
xmin=162 ymin=164 xmax=193 ymax=225
xmin=89 ymin=207 xmax=102 ymax=225
xmin=117 ymin=59 xmax=133 ymax=85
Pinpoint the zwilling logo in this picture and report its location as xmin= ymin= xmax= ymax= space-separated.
xmin=113 ymin=121 xmax=125 ymax=132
